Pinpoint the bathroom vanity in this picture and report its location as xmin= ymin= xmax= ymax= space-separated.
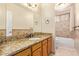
xmin=15 ymin=36 xmax=54 ymax=56
xmin=0 ymin=33 xmax=55 ymax=56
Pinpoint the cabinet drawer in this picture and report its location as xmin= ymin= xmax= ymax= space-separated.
xmin=43 ymin=39 xmax=47 ymax=44
xmin=32 ymin=42 xmax=41 ymax=52
xmin=15 ymin=47 xmax=31 ymax=56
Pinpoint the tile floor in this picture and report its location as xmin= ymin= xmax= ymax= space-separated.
xmin=54 ymin=45 xmax=78 ymax=56
xmin=50 ymin=37 xmax=78 ymax=56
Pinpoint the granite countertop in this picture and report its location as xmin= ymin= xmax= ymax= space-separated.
xmin=0 ymin=34 xmax=52 ymax=56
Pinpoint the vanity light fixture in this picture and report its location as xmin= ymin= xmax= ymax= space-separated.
xmin=27 ymin=3 xmax=37 ymax=8
xmin=22 ymin=3 xmax=38 ymax=8
xmin=21 ymin=3 xmax=38 ymax=11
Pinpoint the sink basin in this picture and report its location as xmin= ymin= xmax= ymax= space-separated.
xmin=29 ymin=38 xmax=40 ymax=40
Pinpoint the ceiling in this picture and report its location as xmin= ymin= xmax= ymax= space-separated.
xmin=55 ymin=3 xmax=71 ymax=11
xmin=21 ymin=3 xmax=39 ymax=11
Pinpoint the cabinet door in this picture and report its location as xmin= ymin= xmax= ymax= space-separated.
xmin=32 ymin=42 xmax=41 ymax=52
xmin=32 ymin=48 xmax=42 ymax=56
xmin=48 ymin=37 xmax=52 ymax=55
xmin=42 ymin=42 xmax=48 ymax=56
xmin=15 ymin=48 xmax=31 ymax=56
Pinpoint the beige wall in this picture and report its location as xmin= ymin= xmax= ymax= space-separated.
xmin=33 ymin=4 xmax=55 ymax=37
xmin=41 ymin=4 xmax=55 ymax=34
xmin=74 ymin=4 xmax=79 ymax=55
xmin=6 ymin=4 xmax=34 ymax=29
xmin=0 ymin=3 xmax=55 ymax=35
xmin=33 ymin=4 xmax=55 ymax=52
xmin=75 ymin=4 xmax=79 ymax=29
xmin=33 ymin=4 xmax=42 ymax=32
xmin=0 ymin=4 xmax=6 ymax=29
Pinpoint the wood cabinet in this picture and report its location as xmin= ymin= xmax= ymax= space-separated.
xmin=32 ymin=42 xmax=41 ymax=52
xmin=32 ymin=42 xmax=42 ymax=56
xmin=32 ymin=48 xmax=42 ymax=56
xmin=15 ymin=47 xmax=31 ymax=56
xmin=42 ymin=39 xmax=48 ymax=56
xmin=14 ymin=36 xmax=54 ymax=56
xmin=48 ymin=37 xmax=55 ymax=55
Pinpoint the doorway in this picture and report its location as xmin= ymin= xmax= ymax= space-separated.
xmin=54 ymin=3 xmax=77 ymax=56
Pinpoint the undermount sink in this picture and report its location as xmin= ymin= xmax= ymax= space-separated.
xmin=29 ymin=38 xmax=40 ymax=40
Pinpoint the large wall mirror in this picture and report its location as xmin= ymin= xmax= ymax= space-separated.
xmin=0 ymin=3 xmax=34 ymax=42
xmin=0 ymin=4 xmax=6 ymax=42
xmin=6 ymin=3 xmax=34 ymax=39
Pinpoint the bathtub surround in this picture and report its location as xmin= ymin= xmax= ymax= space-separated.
xmin=55 ymin=37 xmax=74 ymax=49
xmin=55 ymin=4 xmax=75 ymax=38
xmin=50 ymin=37 xmax=78 ymax=56
xmin=55 ymin=14 xmax=71 ymax=38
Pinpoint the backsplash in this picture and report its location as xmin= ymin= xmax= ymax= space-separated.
xmin=0 ymin=29 xmax=6 ymax=43
xmin=0 ymin=29 xmax=33 ymax=43
xmin=0 ymin=29 xmax=6 ymax=36
xmin=12 ymin=29 xmax=33 ymax=39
